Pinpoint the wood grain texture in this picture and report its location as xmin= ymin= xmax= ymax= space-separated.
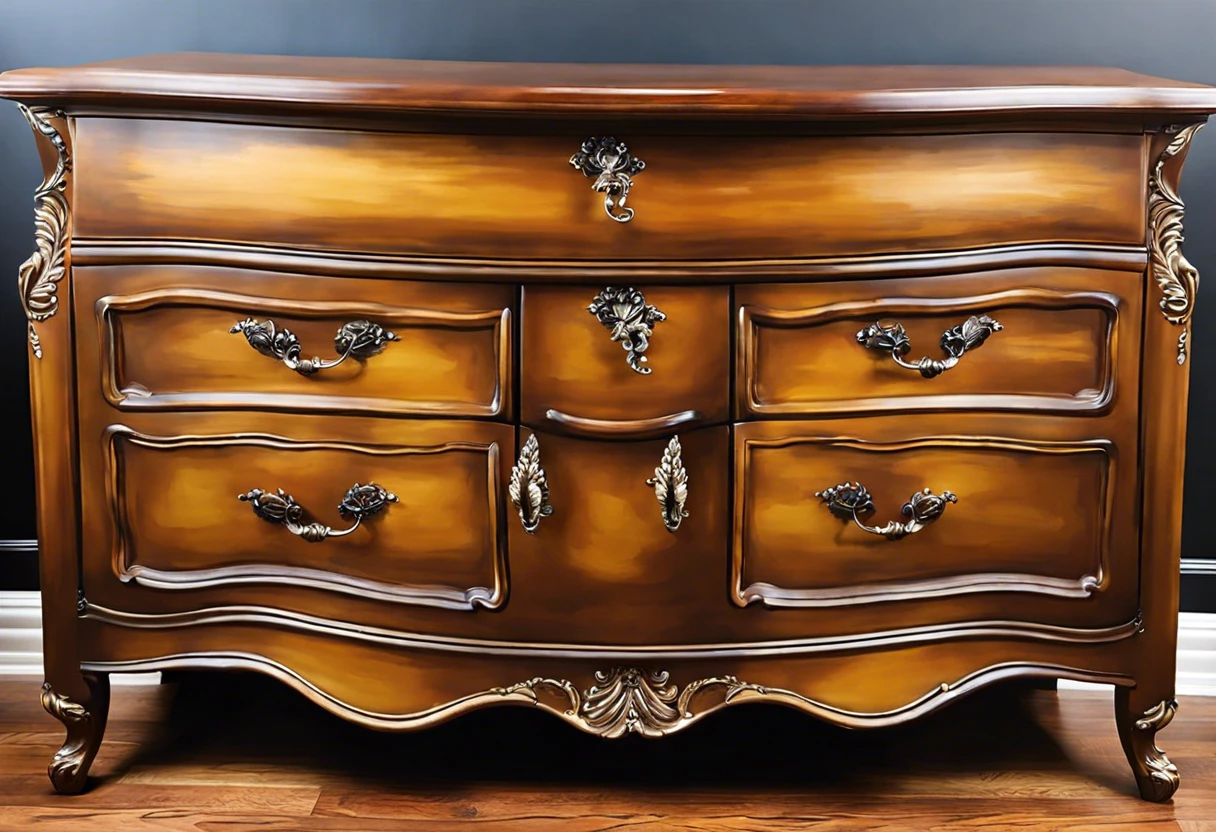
xmin=737 ymin=266 xmax=1140 ymax=417
xmin=71 ymin=120 xmax=1146 ymax=260
xmin=521 ymin=284 xmax=730 ymax=430
xmin=77 ymin=414 xmax=516 ymax=625
xmin=4 ymin=55 xmax=1216 ymax=117
xmin=75 ymin=618 xmax=1138 ymax=726
xmin=1 ymin=678 xmax=1213 ymax=830
xmin=8 ymin=55 xmax=1216 ymax=801
xmin=732 ymin=423 xmax=1132 ymax=613
xmin=76 ymin=266 xmax=514 ymax=418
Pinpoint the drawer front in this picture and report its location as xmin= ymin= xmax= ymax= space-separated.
xmin=81 ymin=415 xmax=514 ymax=614
xmin=732 ymin=417 xmax=1138 ymax=623
xmin=76 ymin=266 xmax=513 ymax=418
xmin=737 ymin=267 xmax=1142 ymax=418
xmin=507 ymin=427 xmax=731 ymax=642
xmin=73 ymin=119 xmax=1145 ymax=260
xmin=521 ymin=284 xmax=730 ymax=431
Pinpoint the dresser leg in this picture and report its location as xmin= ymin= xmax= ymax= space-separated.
xmin=1115 ymin=688 xmax=1180 ymax=802
xmin=40 ymin=672 xmax=110 ymax=794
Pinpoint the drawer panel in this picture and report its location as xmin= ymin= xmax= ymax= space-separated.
xmin=521 ymin=284 xmax=730 ymax=431
xmin=82 ymin=416 xmax=513 ymax=613
xmin=736 ymin=268 xmax=1141 ymax=417
xmin=76 ymin=266 xmax=513 ymax=418
xmin=507 ymin=426 xmax=731 ymax=642
xmin=73 ymin=119 xmax=1145 ymax=260
xmin=732 ymin=416 xmax=1138 ymax=621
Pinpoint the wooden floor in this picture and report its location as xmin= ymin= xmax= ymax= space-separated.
xmin=0 ymin=675 xmax=1212 ymax=830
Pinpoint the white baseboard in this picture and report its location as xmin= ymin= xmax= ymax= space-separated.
xmin=0 ymin=591 xmax=41 ymax=677
xmin=2 ymin=591 xmax=1213 ymax=694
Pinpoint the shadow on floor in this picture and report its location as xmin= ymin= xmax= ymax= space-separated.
xmin=117 ymin=671 xmax=1081 ymax=794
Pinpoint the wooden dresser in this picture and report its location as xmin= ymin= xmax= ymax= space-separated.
xmin=3 ymin=55 xmax=1215 ymax=801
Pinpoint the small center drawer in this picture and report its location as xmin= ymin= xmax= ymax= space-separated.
xmin=76 ymin=265 xmax=514 ymax=418
xmin=521 ymin=284 xmax=730 ymax=433
xmin=736 ymin=267 xmax=1141 ymax=418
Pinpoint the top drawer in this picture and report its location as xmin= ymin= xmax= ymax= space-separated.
xmin=72 ymin=119 xmax=1146 ymax=260
xmin=736 ymin=267 xmax=1142 ymax=418
xmin=75 ymin=265 xmax=513 ymax=418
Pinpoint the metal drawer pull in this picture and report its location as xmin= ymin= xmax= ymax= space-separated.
xmin=816 ymin=481 xmax=955 ymax=541
xmin=238 ymin=482 xmax=397 ymax=543
xmin=509 ymin=435 xmax=553 ymax=534
xmin=588 ymin=286 xmax=666 ymax=374
xmin=570 ymin=136 xmax=645 ymax=223
xmin=856 ymin=315 xmax=1003 ymax=379
xmin=646 ymin=436 xmax=688 ymax=533
xmin=230 ymin=318 xmax=399 ymax=376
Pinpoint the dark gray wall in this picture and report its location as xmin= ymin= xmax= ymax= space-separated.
xmin=0 ymin=0 xmax=1213 ymax=607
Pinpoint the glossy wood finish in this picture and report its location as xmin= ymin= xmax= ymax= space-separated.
xmin=78 ymin=414 xmax=515 ymax=623
xmin=4 ymin=55 xmax=1216 ymax=117
xmin=521 ymin=285 xmax=730 ymax=430
xmin=101 ymin=421 xmax=512 ymax=610
xmin=71 ymin=120 xmax=1146 ymax=261
xmin=732 ymin=417 xmax=1137 ymax=618
xmin=3 ymin=679 xmax=1215 ymax=829
xmin=737 ymin=267 xmax=1140 ymax=417
xmin=3 ymin=56 xmax=1214 ymax=801
xmin=77 ymin=266 xmax=513 ymax=418
xmin=75 ymin=618 xmax=1137 ymax=729
xmin=507 ymin=427 xmax=730 ymax=641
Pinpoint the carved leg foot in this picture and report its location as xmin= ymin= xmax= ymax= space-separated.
xmin=40 ymin=673 xmax=110 ymax=794
xmin=1115 ymin=689 xmax=1180 ymax=802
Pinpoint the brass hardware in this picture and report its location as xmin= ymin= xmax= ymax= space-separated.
xmin=238 ymin=482 xmax=397 ymax=542
xmin=570 ymin=136 xmax=645 ymax=223
xmin=509 ymin=435 xmax=553 ymax=534
xmin=646 ymin=436 xmax=688 ymax=533
xmin=856 ymin=315 xmax=1003 ymax=378
xmin=230 ymin=318 xmax=398 ymax=375
xmin=588 ymin=286 xmax=666 ymax=374
xmin=816 ymin=481 xmax=956 ymax=541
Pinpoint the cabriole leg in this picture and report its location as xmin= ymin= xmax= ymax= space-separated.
xmin=40 ymin=672 xmax=110 ymax=794
xmin=1115 ymin=688 xmax=1180 ymax=802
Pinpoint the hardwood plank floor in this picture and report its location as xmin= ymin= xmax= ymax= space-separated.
xmin=0 ymin=674 xmax=1212 ymax=830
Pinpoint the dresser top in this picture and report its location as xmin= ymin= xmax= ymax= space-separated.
xmin=2 ymin=53 xmax=1216 ymax=119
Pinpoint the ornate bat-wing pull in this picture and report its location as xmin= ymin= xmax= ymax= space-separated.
xmin=816 ymin=481 xmax=955 ymax=541
xmin=509 ymin=435 xmax=553 ymax=534
xmin=231 ymin=318 xmax=398 ymax=376
xmin=646 ymin=436 xmax=688 ymax=533
xmin=238 ymin=482 xmax=397 ymax=543
xmin=570 ymin=136 xmax=645 ymax=223
xmin=587 ymin=287 xmax=666 ymax=375
xmin=856 ymin=315 xmax=1003 ymax=379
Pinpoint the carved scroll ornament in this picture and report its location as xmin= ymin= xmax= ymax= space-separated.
xmin=16 ymin=106 xmax=70 ymax=359
xmin=496 ymin=668 xmax=768 ymax=738
xmin=1130 ymin=699 xmax=1181 ymax=802
xmin=1149 ymin=123 xmax=1204 ymax=365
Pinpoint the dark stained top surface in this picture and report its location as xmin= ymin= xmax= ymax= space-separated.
xmin=2 ymin=53 xmax=1216 ymax=118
